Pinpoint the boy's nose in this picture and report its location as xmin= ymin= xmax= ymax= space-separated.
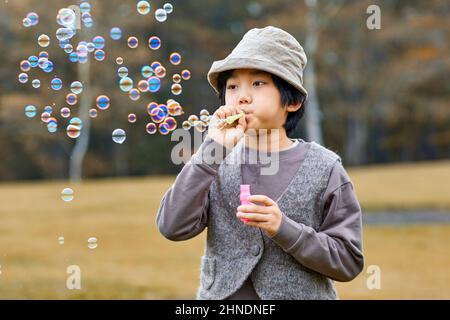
xmin=238 ymin=93 xmax=252 ymax=105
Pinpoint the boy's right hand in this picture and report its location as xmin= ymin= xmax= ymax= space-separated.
xmin=207 ymin=105 xmax=247 ymax=149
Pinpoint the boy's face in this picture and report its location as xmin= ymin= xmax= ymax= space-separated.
xmin=224 ymin=69 xmax=289 ymax=134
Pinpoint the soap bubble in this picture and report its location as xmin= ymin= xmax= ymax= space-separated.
xmin=70 ymin=81 xmax=83 ymax=94
xmin=200 ymin=109 xmax=210 ymax=117
xmin=138 ymin=80 xmax=149 ymax=92
xmin=155 ymin=66 xmax=166 ymax=78
xmin=23 ymin=18 xmax=32 ymax=28
xmin=171 ymin=83 xmax=182 ymax=95
xmin=38 ymin=57 xmax=49 ymax=69
xmin=70 ymin=117 xmax=83 ymax=129
xmin=67 ymin=124 xmax=81 ymax=138
xmin=61 ymin=188 xmax=74 ymax=202
xmin=150 ymin=107 xmax=167 ymax=123
xmin=168 ymin=101 xmax=183 ymax=116
xmin=25 ymin=105 xmax=37 ymax=118
xmin=119 ymin=77 xmax=133 ymax=92
xmin=163 ymin=3 xmax=174 ymax=14
xmin=86 ymin=42 xmax=96 ymax=53
xmin=158 ymin=123 xmax=170 ymax=135
xmin=164 ymin=116 xmax=177 ymax=131
xmin=89 ymin=108 xmax=98 ymax=118
xmin=148 ymin=76 xmax=161 ymax=93
xmin=129 ymin=88 xmax=141 ymax=101
xmin=155 ymin=8 xmax=167 ymax=22
xmin=128 ymin=113 xmax=137 ymax=123
xmin=182 ymin=121 xmax=191 ymax=130
xmin=60 ymin=107 xmax=71 ymax=118
xmin=96 ymin=95 xmax=110 ymax=110
xmin=47 ymin=120 xmax=58 ymax=133
xmin=147 ymin=102 xmax=158 ymax=115
xmin=77 ymin=44 xmax=88 ymax=58
xmin=66 ymin=93 xmax=78 ymax=105
xmin=38 ymin=34 xmax=50 ymax=47
xmin=32 ymin=79 xmax=41 ymax=88
xmin=194 ymin=120 xmax=207 ymax=133
xmin=141 ymin=65 xmax=153 ymax=78
xmin=58 ymin=236 xmax=65 ymax=245
xmin=41 ymin=112 xmax=51 ymax=123
xmin=94 ymin=50 xmax=105 ymax=61
xmin=148 ymin=36 xmax=161 ymax=50
xmin=181 ymin=69 xmax=191 ymax=80
xmin=92 ymin=36 xmax=105 ymax=49
xmin=18 ymin=73 xmax=29 ymax=84
xmin=127 ymin=36 xmax=139 ymax=49
xmin=116 ymin=57 xmax=124 ymax=65
xmin=151 ymin=61 xmax=161 ymax=70
xmin=118 ymin=67 xmax=128 ymax=78
xmin=44 ymin=105 xmax=53 ymax=114
xmin=51 ymin=78 xmax=62 ymax=90
xmin=57 ymin=8 xmax=76 ymax=27
xmin=28 ymin=55 xmax=39 ymax=67
xmin=137 ymin=1 xmax=151 ymax=15
xmin=69 ymin=52 xmax=79 ymax=63
xmin=110 ymin=27 xmax=122 ymax=40
xmin=172 ymin=74 xmax=181 ymax=83
xmin=26 ymin=12 xmax=39 ymax=26
xmin=112 ymin=128 xmax=126 ymax=144
xmin=146 ymin=123 xmax=157 ymax=134
xmin=64 ymin=44 xmax=73 ymax=53
xmin=43 ymin=61 xmax=54 ymax=73
xmin=39 ymin=51 xmax=49 ymax=59
xmin=80 ymin=2 xmax=91 ymax=13
xmin=20 ymin=60 xmax=31 ymax=72
xmin=56 ymin=27 xmax=74 ymax=41
xmin=188 ymin=114 xmax=199 ymax=124
xmin=87 ymin=237 xmax=98 ymax=250
xmin=169 ymin=52 xmax=182 ymax=65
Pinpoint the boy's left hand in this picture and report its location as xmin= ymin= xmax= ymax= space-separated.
xmin=236 ymin=195 xmax=282 ymax=237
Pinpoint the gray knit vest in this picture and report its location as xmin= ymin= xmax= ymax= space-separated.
xmin=196 ymin=139 xmax=341 ymax=300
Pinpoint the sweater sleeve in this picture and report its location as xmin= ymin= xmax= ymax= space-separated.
xmin=268 ymin=162 xmax=365 ymax=282
xmin=156 ymin=137 xmax=229 ymax=241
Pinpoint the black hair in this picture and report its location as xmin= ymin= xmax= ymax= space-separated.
xmin=217 ymin=69 xmax=307 ymax=137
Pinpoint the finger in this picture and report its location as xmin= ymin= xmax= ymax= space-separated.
xmin=222 ymin=106 xmax=233 ymax=118
xmin=242 ymin=219 xmax=271 ymax=229
xmin=236 ymin=211 xmax=269 ymax=222
xmin=237 ymin=205 xmax=271 ymax=215
xmin=247 ymin=195 xmax=276 ymax=206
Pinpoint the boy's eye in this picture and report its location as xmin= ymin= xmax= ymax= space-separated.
xmin=227 ymin=84 xmax=237 ymax=90
xmin=254 ymin=81 xmax=266 ymax=86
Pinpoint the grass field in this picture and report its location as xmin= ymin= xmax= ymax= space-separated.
xmin=0 ymin=160 xmax=449 ymax=299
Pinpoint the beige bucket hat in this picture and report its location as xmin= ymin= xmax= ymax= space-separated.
xmin=207 ymin=26 xmax=308 ymax=98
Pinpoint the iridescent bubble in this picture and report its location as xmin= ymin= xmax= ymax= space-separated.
xmin=129 ymin=88 xmax=141 ymax=101
xmin=112 ymin=129 xmax=126 ymax=144
xmin=168 ymin=101 xmax=183 ymax=116
xmin=41 ymin=112 xmax=51 ymax=123
xmin=58 ymin=236 xmax=65 ymax=245
xmin=66 ymin=93 xmax=78 ymax=105
xmin=119 ymin=77 xmax=133 ymax=92
xmin=127 ymin=36 xmax=139 ymax=49
xmin=137 ymin=1 xmax=151 ymax=15
xmin=80 ymin=2 xmax=91 ymax=13
xmin=77 ymin=44 xmax=88 ymax=58
xmin=110 ymin=27 xmax=122 ymax=40
xmin=20 ymin=60 xmax=31 ymax=72
xmin=155 ymin=8 xmax=167 ymax=22
xmin=194 ymin=120 xmax=207 ymax=133
xmin=94 ymin=50 xmax=105 ymax=61
xmin=89 ymin=108 xmax=98 ymax=118
xmin=200 ymin=109 xmax=210 ymax=117
xmin=47 ymin=120 xmax=58 ymax=133
xmin=151 ymin=61 xmax=161 ymax=71
xmin=164 ymin=116 xmax=177 ymax=131
xmin=70 ymin=81 xmax=83 ymax=94
xmin=96 ymin=95 xmax=110 ymax=110
xmin=146 ymin=123 xmax=157 ymax=134
xmin=39 ymin=51 xmax=49 ymax=59
xmin=147 ymin=102 xmax=158 ymax=115
xmin=171 ymin=83 xmax=182 ymax=95
xmin=38 ymin=34 xmax=50 ymax=47
xmin=172 ymin=74 xmax=181 ymax=83
xmin=57 ymin=8 xmax=76 ymax=27
xmin=25 ymin=105 xmax=37 ymax=118
xmin=69 ymin=52 xmax=79 ymax=63
xmin=70 ymin=117 xmax=83 ymax=129
xmin=82 ymin=12 xmax=93 ymax=26
xmin=182 ymin=121 xmax=192 ymax=130
xmin=56 ymin=27 xmax=74 ymax=41
xmin=169 ymin=52 xmax=182 ymax=65
xmin=43 ymin=61 xmax=54 ymax=73
xmin=159 ymin=123 xmax=170 ymax=135
xmin=200 ymin=115 xmax=211 ymax=123
xmin=138 ymin=80 xmax=149 ymax=92
xmin=118 ymin=67 xmax=128 ymax=78
xmin=18 ymin=73 xmax=29 ymax=84
xmin=32 ymin=79 xmax=41 ymax=88
xmin=128 ymin=113 xmax=137 ymax=123
xmin=38 ymin=57 xmax=49 ymax=69
xmin=150 ymin=107 xmax=167 ymax=123
xmin=164 ymin=3 xmax=174 ymax=14
xmin=148 ymin=76 xmax=161 ymax=93
xmin=23 ymin=18 xmax=32 ymax=28
xmin=116 ymin=57 xmax=124 ymax=65
xmin=181 ymin=69 xmax=191 ymax=80
xmin=26 ymin=12 xmax=39 ymax=26
xmin=64 ymin=44 xmax=73 ymax=53
xmin=155 ymin=66 xmax=166 ymax=78
xmin=51 ymin=78 xmax=62 ymax=91
xmin=148 ymin=36 xmax=161 ymax=50
xmin=28 ymin=55 xmax=39 ymax=67
xmin=44 ymin=105 xmax=53 ymax=114
xmin=60 ymin=107 xmax=71 ymax=118
xmin=87 ymin=237 xmax=98 ymax=250
xmin=86 ymin=42 xmax=96 ymax=53
xmin=188 ymin=114 xmax=199 ymax=125
xmin=92 ymin=36 xmax=105 ymax=49
xmin=141 ymin=65 xmax=153 ymax=78
xmin=66 ymin=125 xmax=80 ymax=138
xmin=61 ymin=188 xmax=74 ymax=202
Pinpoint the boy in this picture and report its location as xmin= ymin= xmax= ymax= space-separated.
xmin=156 ymin=26 xmax=364 ymax=300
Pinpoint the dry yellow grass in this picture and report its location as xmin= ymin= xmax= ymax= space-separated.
xmin=0 ymin=160 xmax=449 ymax=299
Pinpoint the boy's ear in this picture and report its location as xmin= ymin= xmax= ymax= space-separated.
xmin=286 ymin=101 xmax=303 ymax=113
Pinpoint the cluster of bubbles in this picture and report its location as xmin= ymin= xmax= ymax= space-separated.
xmin=182 ymin=109 xmax=214 ymax=133
xmin=57 ymin=236 xmax=98 ymax=250
xmin=136 ymin=1 xmax=174 ymax=22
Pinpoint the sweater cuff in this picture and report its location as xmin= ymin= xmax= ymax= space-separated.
xmin=191 ymin=137 xmax=231 ymax=171
xmin=268 ymin=214 xmax=304 ymax=250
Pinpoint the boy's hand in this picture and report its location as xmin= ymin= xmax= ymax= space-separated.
xmin=207 ymin=105 xmax=247 ymax=149
xmin=236 ymin=195 xmax=282 ymax=237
